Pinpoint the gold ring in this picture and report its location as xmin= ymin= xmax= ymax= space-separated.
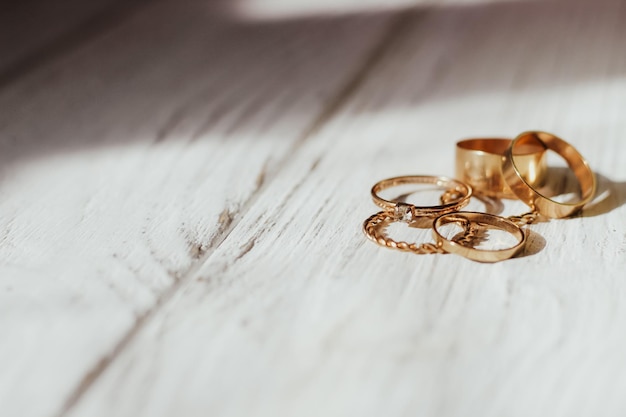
xmin=502 ymin=131 xmax=596 ymax=218
xmin=371 ymin=175 xmax=472 ymax=221
xmin=432 ymin=211 xmax=526 ymax=262
xmin=456 ymin=138 xmax=547 ymax=199
xmin=363 ymin=211 xmax=444 ymax=254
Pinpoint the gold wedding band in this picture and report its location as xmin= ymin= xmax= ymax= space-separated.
xmin=502 ymin=131 xmax=596 ymax=218
xmin=432 ymin=211 xmax=526 ymax=262
xmin=456 ymin=138 xmax=547 ymax=199
xmin=371 ymin=175 xmax=472 ymax=221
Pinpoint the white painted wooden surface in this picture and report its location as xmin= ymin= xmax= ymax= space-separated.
xmin=1 ymin=0 xmax=625 ymax=416
xmin=0 ymin=0 xmax=154 ymax=86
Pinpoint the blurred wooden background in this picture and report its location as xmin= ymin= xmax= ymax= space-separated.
xmin=1 ymin=0 xmax=625 ymax=416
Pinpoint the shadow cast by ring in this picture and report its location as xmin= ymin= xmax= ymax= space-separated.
xmin=515 ymin=229 xmax=547 ymax=259
xmin=377 ymin=168 xmax=623 ymax=261
xmin=581 ymin=172 xmax=626 ymax=218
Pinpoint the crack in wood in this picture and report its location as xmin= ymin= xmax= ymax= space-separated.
xmin=255 ymin=161 xmax=269 ymax=191
xmin=294 ymin=12 xmax=418 ymax=144
xmin=54 ymin=11 xmax=417 ymax=416
xmin=55 ymin=298 xmax=159 ymax=417
xmin=218 ymin=207 xmax=235 ymax=229
xmin=234 ymin=239 xmax=256 ymax=262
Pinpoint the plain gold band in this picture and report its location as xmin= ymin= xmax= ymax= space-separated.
xmin=502 ymin=131 xmax=596 ymax=218
xmin=432 ymin=211 xmax=526 ymax=263
xmin=455 ymin=138 xmax=547 ymax=199
xmin=371 ymin=175 xmax=472 ymax=220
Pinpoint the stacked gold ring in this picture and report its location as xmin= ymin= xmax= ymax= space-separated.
xmin=363 ymin=211 xmax=445 ymax=254
xmin=502 ymin=131 xmax=596 ymax=218
xmin=371 ymin=175 xmax=472 ymax=221
xmin=363 ymin=131 xmax=596 ymax=262
xmin=455 ymin=138 xmax=547 ymax=199
xmin=365 ymin=175 xmax=474 ymax=255
xmin=432 ymin=211 xmax=526 ymax=263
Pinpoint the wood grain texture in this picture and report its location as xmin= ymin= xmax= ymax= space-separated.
xmin=0 ymin=1 xmax=393 ymax=416
xmin=0 ymin=0 xmax=159 ymax=88
xmin=3 ymin=0 xmax=626 ymax=416
xmin=229 ymin=0 xmax=521 ymax=21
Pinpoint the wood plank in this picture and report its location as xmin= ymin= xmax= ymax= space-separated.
xmin=0 ymin=0 xmax=158 ymax=88
xmin=64 ymin=0 xmax=626 ymax=416
xmin=0 ymin=1 xmax=394 ymax=416
xmin=230 ymin=0 xmax=520 ymax=21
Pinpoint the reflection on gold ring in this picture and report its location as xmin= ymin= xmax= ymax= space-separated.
xmin=456 ymin=138 xmax=547 ymax=199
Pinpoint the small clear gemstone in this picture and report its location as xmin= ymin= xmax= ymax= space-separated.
xmin=394 ymin=204 xmax=413 ymax=222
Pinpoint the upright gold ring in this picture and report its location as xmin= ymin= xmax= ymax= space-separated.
xmin=502 ymin=131 xmax=596 ymax=218
xmin=456 ymin=138 xmax=547 ymax=199
xmin=371 ymin=175 xmax=472 ymax=221
xmin=432 ymin=211 xmax=526 ymax=262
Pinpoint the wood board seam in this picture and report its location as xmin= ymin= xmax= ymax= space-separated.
xmin=53 ymin=11 xmax=420 ymax=416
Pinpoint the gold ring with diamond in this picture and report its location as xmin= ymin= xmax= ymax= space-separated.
xmin=371 ymin=175 xmax=473 ymax=222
